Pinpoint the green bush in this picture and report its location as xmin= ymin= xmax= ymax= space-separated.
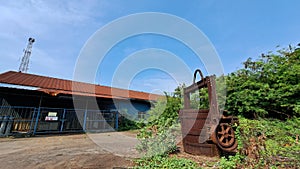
xmin=136 ymin=90 xmax=182 ymax=157
xmin=117 ymin=116 xmax=141 ymax=131
xmin=136 ymin=126 xmax=178 ymax=157
xmin=219 ymin=117 xmax=300 ymax=168
xmin=134 ymin=155 xmax=200 ymax=169
xmin=225 ymin=46 xmax=300 ymax=118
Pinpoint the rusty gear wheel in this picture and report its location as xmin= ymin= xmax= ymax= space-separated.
xmin=211 ymin=123 xmax=237 ymax=152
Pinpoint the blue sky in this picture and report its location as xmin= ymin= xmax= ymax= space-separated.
xmin=0 ymin=1 xmax=299 ymax=93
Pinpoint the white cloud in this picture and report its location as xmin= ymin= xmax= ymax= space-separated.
xmin=0 ymin=1 xmax=102 ymax=38
xmin=0 ymin=0 xmax=107 ymax=77
xmin=141 ymin=77 xmax=179 ymax=93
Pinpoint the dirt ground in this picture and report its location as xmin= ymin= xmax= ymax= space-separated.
xmin=0 ymin=132 xmax=138 ymax=169
xmin=173 ymin=142 xmax=220 ymax=168
xmin=0 ymin=131 xmax=219 ymax=169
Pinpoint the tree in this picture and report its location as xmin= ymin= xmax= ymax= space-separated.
xmin=225 ymin=45 xmax=300 ymax=119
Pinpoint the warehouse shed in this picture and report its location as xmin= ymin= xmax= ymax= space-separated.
xmin=0 ymin=71 xmax=160 ymax=136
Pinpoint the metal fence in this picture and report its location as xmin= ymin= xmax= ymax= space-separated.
xmin=0 ymin=106 xmax=118 ymax=136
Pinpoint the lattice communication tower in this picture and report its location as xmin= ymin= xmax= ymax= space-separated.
xmin=19 ymin=37 xmax=35 ymax=73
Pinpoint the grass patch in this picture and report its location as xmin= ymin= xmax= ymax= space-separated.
xmin=134 ymin=155 xmax=200 ymax=169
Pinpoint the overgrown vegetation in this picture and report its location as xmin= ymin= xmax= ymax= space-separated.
xmin=134 ymin=44 xmax=300 ymax=168
xmin=136 ymin=89 xmax=182 ymax=157
xmin=220 ymin=117 xmax=300 ymax=168
xmin=226 ymin=45 xmax=300 ymax=119
xmin=190 ymin=88 xmax=209 ymax=109
xmin=117 ymin=115 xmax=140 ymax=131
xmin=135 ymin=155 xmax=200 ymax=169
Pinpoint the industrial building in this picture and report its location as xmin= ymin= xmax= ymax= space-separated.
xmin=0 ymin=71 xmax=159 ymax=136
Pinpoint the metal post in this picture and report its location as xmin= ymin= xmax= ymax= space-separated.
xmin=33 ymin=108 xmax=41 ymax=135
xmin=83 ymin=109 xmax=87 ymax=132
xmin=0 ymin=116 xmax=3 ymax=126
xmin=60 ymin=109 xmax=66 ymax=132
xmin=33 ymin=94 xmax=43 ymax=135
xmin=83 ymin=99 xmax=88 ymax=132
xmin=29 ymin=108 xmax=37 ymax=132
xmin=115 ymin=111 xmax=118 ymax=130
xmin=4 ymin=116 xmax=14 ymax=136
xmin=0 ymin=116 xmax=2 ymax=136
xmin=0 ymin=116 xmax=8 ymax=135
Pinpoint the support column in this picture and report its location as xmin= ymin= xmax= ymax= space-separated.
xmin=0 ymin=116 xmax=8 ymax=135
xmin=83 ymin=109 xmax=87 ymax=132
xmin=33 ymin=94 xmax=43 ymax=135
xmin=4 ymin=116 xmax=14 ymax=136
xmin=60 ymin=109 xmax=66 ymax=132
xmin=33 ymin=108 xmax=41 ymax=135
xmin=115 ymin=111 xmax=119 ymax=130
xmin=83 ymin=99 xmax=88 ymax=132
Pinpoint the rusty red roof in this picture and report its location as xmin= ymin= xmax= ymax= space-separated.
xmin=0 ymin=71 xmax=161 ymax=101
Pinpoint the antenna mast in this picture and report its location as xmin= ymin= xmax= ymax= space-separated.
xmin=19 ymin=37 xmax=35 ymax=73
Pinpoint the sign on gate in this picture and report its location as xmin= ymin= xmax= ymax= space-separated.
xmin=48 ymin=112 xmax=57 ymax=117
xmin=45 ymin=112 xmax=58 ymax=121
xmin=45 ymin=116 xmax=58 ymax=121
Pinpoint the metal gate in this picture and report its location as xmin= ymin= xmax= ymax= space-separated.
xmin=85 ymin=110 xmax=117 ymax=132
xmin=0 ymin=106 xmax=36 ymax=136
xmin=35 ymin=108 xmax=64 ymax=133
xmin=0 ymin=106 xmax=118 ymax=136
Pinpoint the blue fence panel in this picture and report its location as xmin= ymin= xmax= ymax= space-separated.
xmin=35 ymin=107 xmax=64 ymax=133
xmin=0 ymin=106 xmax=119 ymax=135
xmin=63 ymin=109 xmax=84 ymax=131
xmin=85 ymin=110 xmax=116 ymax=132
xmin=0 ymin=106 xmax=36 ymax=134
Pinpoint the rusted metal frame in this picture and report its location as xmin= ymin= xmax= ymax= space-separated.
xmin=207 ymin=75 xmax=220 ymax=121
xmin=220 ymin=115 xmax=239 ymax=125
xmin=184 ymin=78 xmax=208 ymax=94
xmin=182 ymin=75 xmax=219 ymax=119
xmin=182 ymin=74 xmax=220 ymax=139
xmin=194 ymin=76 xmax=219 ymax=143
xmin=180 ymin=69 xmax=239 ymax=155
xmin=183 ymin=89 xmax=191 ymax=109
xmin=183 ymin=77 xmax=209 ymax=109
xmin=183 ymin=75 xmax=218 ymax=110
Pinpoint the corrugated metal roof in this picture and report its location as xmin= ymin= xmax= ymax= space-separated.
xmin=0 ymin=71 xmax=161 ymax=101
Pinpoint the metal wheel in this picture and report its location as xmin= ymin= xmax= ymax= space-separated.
xmin=211 ymin=123 xmax=237 ymax=152
xmin=216 ymin=123 xmax=235 ymax=147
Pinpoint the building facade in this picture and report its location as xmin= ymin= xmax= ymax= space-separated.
xmin=0 ymin=71 xmax=159 ymax=136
